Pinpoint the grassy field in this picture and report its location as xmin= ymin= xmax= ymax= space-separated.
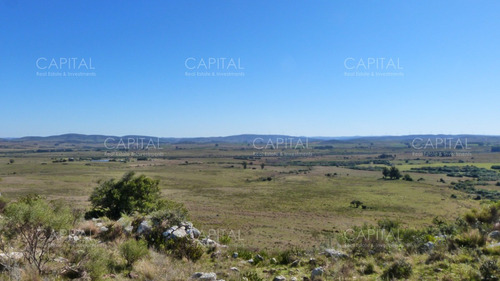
xmin=1 ymin=144 xmax=494 ymax=251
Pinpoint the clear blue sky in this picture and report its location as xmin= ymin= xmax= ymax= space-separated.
xmin=1 ymin=0 xmax=499 ymax=137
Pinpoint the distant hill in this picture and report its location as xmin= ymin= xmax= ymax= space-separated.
xmin=3 ymin=133 xmax=500 ymax=145
xmin=5 ymin=134 xmax=322 ymax=145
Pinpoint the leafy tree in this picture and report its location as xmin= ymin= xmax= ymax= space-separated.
xmin=389 ymin=166 xmax=402 ymax=180
xmin=86 ymin=172 xmax=164 ymax=220
xmin=403 ymin=174 xmax=413 ymax=181
xmin=3 ymin=195 xmax=73 ymax=274
xmin=382 ymin=167 xmax=390 ymax=179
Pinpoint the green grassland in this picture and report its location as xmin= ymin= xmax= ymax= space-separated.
xmin=2 ymin=141 xmax=497 ymax=252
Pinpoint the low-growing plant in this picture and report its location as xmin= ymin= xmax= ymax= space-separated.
xmin=242 ymin=271 xmax=264 ymax=281
xmin=166 ymin=236 xmax=204 ymax=261
xmin=456 ymin=229 xmax=486 ymax=248
xmin=381 ymin=259 xmax=412 ymax=280
xmin=120 ymin=239 xmax=149 ymax=267
xmin=480 ymin=259 xmax=500 ymax=281
xmin=3 ymin=195 xmax=74 ymax=274
xmin=0 ymin=196 xmax=8 ymax=213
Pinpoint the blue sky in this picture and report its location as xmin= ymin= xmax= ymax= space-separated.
xmin=1 ymin=0 xmax=499 ymax=137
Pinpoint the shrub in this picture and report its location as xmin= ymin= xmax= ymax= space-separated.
xmin=3 ymin=195 xmax=74 ymax=274
xmin=362 ymin=262 xmax=376 ymax=274
xmin=403 ymin=174 xmax=413 ymax=181
xmin=120 ymin=239 xmax=149 ymax=267
xmin=0 ymin=196 xmax=8 ymax=214
xmin=166 ymin=236 xmax=204 ymax=261
xmin=67 ymin=241 xmax=113 ymax=280
xmin=276 ymin=247 xmax=303 ymax=265
xmin=219 ymin=234 xmax=231 ymax=245
xmin=381 ymin=259 xmax=412 ymax=280
xmin=480 ymin=259 xmax=500 ymax=281
xmin=237 ymin=248 xmax=254 ymax=260
xmin=242 ymin=271 xmax=264 ymax=281
xmin=86 ymin=172 xmax=165 ymax=220
xmin=455 ymin=229 xmax=486 ymax=248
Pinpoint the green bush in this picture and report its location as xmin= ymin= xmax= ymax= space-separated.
xmin=381 ymin=259 xmax=412 ymax=280
xmin=242 ymin=271 xmax=264 ymax=281
xmin=120 ymin=239 xmax=149 ymax=267
xmin=455 ymin=229 xmax=486 ymax=248
xmin=0 ymin=196 xmax=8 ymax=214
xmin=166 ymin=236 xmax=204 ymax=261
xmin=86 ymin=172 xmax=165 ymax=220
xmin=403 ymin=174 xmax=413 ymax=181
xmin=219 ymin=234 xmax=231 ymax=245
xmin=3 ymin=194 xmax=74 ymax=274
xmin=480 ymin=259 xmax=500 ymax=281
xmin=66 ymin=241 xmax=113 ymax=281
xmin=276 ymin=247 xmax=303 ymax=265
xmin=236 ymin=248 xmax=254 ymax=260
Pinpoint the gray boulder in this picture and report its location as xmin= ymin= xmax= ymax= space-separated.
xmin=488 ymin=242 xmax=500 ymax=248
xmin=488 ymin=231 xmax=500 ymax=241
xmin=137 ymin=220 xmax=152 ymax=235
xmin=422 ymin=241 xmax=435 ymax=253
xmin=191 ymin=272 xmax=217 ymax=281
xmin=273 ymin=276 xmax=286 ymax=281
xmin=311 ymin=267 xmax=324 ymax=279
xmin=187 ymin=227 xmax=201 ymax=239
xmin=323 ymin=248 xmax=348 ymax=258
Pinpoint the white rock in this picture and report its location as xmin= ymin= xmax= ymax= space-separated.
xmin=191 ymin=272 xmax=217 ymax=281
xmin=311 ymin=267 xmax=324 ymax=279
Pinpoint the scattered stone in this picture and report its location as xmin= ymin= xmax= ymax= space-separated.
xmin=191 ymin=272 xmax=217 ymax=281
xmin=487 ymin=242 xmax=500 ymax=248
xmin=488 ymin=231 xmax=500 ymax=241
xmin=291 ymin=278 xmax=298 ymax=281
xmin=67 ymin=234 xmax=80 ymax=243
xmin=187 ymin=227 xmax=201 ymax=239
xmin=124 ymin=225 xmax=134 ymax=234
xmin=309 ymin=258 xmax=316 ymax=265
xmin=311 ymin=267 xmax=324 ymax=279
xmin=54 ymin=256 xmax=68 ymax=263
xmin=72 ymin=229 xmax=85 ymax=236
xmin=247 ymin=259 xmax=254 ymax=264
xmin=0 ymin=252 xmax=23 ymax=262
xmin=273 ymin=276 xmax=286 ymax=281
xmin=232 ymin=252 xmax=238 ymax=258
xmin=210 ymin=251 xmax=221 ymax=259
xmin=137 ymin=220 xmax=152 ymax=235
xmin=323 ymin=248 xmax=348 ymax=258
xmin=255 ymin=254 xmax=264 ymax=261
xmin=422 ymin=241 xmax=435 ymax=253
xmin=291 ymin=259 xmax=300 ymax=267
xmin=271 ymin=257 xmax=277 ymax=264
xmin=200 ymin=238 xmax=220 ymax=247
xmin=99 ymin=226 xmax=109 ymax=233
xmin=128 ymin=271 xmax=139 ymax=279
xmin=230 ymin=267 xmax=239 ymax=272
